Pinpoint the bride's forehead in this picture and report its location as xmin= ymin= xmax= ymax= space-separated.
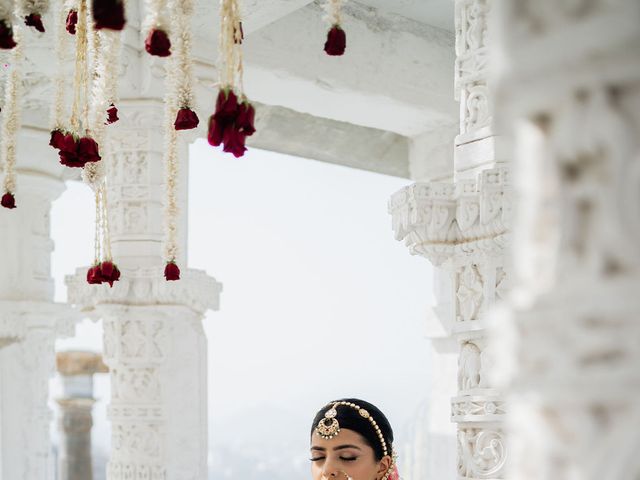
xmin=310 ymin=428 xmax=367 ymax=446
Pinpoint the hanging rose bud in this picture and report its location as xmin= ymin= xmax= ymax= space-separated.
xmin=78 ymin=136 xmax=101 ymax=164
xmin=215 ymin=89 xmax=239 ymax=120
xmin=222 ymin=127 xmax=247 ymax=158
xmin=324 ymin=25 xmax=346 ymax=56
xmin=145 ymin=28 xmax=171 ymax=57
xmin=236 ymin=102 xmax=255 ymax=136
xmin=164 ymin=261 xmax=180 ymax=281
xmin=207 ymin=115 xmax=224 ymax=147
xmin=106 ymin=104 xmax=119 ymax=124
xmin=49 ymin=129 xmax=66 ymax=150
xmin=174 ymin=108 xmax=199 ymax=130
xmin=66 ymin=10 xmax=78 ymax=35
xmin=93 ymin=0 xmax=126 ymax=31
xmin=24 ymin=14 xmax=45 ymax=32
xmin=58 ymin=134 xmax=83 ymax=168
xmin=86 ymin=264 xmax=103 ymax=284
xmin=0 ymin=21 xmax=17 ymax=50
xmin=99 ymin=261 xmax=121 ymax=287
xmin=1 ymin=192 xmax=16 ymax=209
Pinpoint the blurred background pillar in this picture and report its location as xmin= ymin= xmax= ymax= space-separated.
xmin=495 ymin=0 xmax=640 ymax=478
xmin=0 ymin=168 xmax=77 ymax=480
xmin=56 ymin=351 xmax=108 ymax=480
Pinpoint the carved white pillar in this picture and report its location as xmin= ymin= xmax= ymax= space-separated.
xmin=66 ymin=102 xmax=221 ymax=480
xmin=494 ymin=1 xmax=640 ymax=479
xmin=390 ymin=1 xmax=510 ymax=479
xmin=0 ymin=170 xmax=77 ymax=480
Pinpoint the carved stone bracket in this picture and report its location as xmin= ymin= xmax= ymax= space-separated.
xmin=389 ymin=167 xmax=511 ymax=267
xmin=66 ymin=267 xmax=222 ymax=317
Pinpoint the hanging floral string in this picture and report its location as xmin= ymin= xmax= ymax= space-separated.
xmin=162 ymin=66 xmax=180 ymax=280
xmin=0 ymin=27 xmax=22 ymax=209
xmin=172 ymin=0 xmax=198 ymax=131
xmin=0 ymin=0 xmax=17 ymax=49
xmin=84 ymin=0 xmax=120 ymax=286
xmin=50 ymin=1 xmax=72 ymax=148
xmin=143 ymin=0 xmax=170 ymax=57
xmin=207 ymin=0 xmax=255 ymax=158
xmin=160 ymin=0 xmax=196 ymax=282
xmin=324 ymin=0 xmax=346 ymax=56
xmin=19 ymin=0 xmax=49 ymax=32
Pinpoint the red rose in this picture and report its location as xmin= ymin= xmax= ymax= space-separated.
xmin=86 ymin=265 xmax=103 ymax=284
xmin=1 ymin=192 xmax=16 ymax=209
xmin=145 ymin=28 xmax=171 ymax=57
xmin=0 ymin=21 xmax=17 ymax=50
xmin=78 ymin=136 xmax=101 ymax=164
xmin=207 ymin=115 xmax=225 ymax=147
xmin=58 ymin=134 xmax=83 ymax=168
xmin=236 ymin=102 xmax=256 ymax=136
xmin=164 ymin=261 xmax=180 ymax=281
xmin=49 ymin=129 xmax=65 ymax=150
xmin=66 ymin=10 xmax=78 ymax=34
xmin=106 ymin=104 xmax=119 ymax=124
xmin=174 ymin=108 xmax=199 ymax=130
xmin=214 ymin=89 xmax=238 ymax=121
xmin=99 ymin=261 xmax=120 ymax=287
xmin=222 ymin=126 xmax=247 ymax=158
xmin=24 ymin=14 xmax=45 ymax=32
xmin=93 ymin=0 xmax=126 ymax=31
xmin=324 ymin=25 xmax=346 ymax=56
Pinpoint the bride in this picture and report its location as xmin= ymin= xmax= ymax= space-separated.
xmin=310 ymin=399 xmax=399 ymax=480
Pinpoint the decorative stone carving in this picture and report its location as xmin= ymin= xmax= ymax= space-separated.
xmin=457 ymin=427 xmax=506 ymax=479
xmin=390 ymin=2 xmax=509 ymax=479
xmin=389 ymin=167 xmax=511 ymax=266
xmin=455 ymin=0 xmax=491 ymax=135
xmin=66 ymin=97 xmax=221 ymax=480
xmin=494 ymin=1 xmax=640 ymax=479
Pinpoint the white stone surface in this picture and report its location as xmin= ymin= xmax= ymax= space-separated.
xmin=494 ymin=1 xmax=640 ymax=479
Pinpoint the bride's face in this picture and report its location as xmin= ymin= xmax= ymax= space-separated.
xmin=310 ymin=428 xmax=387 ymax=480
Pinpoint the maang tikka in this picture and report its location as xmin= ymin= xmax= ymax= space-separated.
xmin=314 ymin=401 xmax=389 ymax=457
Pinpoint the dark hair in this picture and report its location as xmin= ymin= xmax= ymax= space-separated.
xmin=310 ymin=398 xmax=394 ymax=461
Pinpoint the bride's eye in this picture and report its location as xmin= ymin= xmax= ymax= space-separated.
xmin=340 ymin=456 xmax=358 ymax=462
xmin=310 ymin=457 xmax=325 ymax=462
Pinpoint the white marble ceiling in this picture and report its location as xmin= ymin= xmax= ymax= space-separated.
xmin=355 ymin=0 xmax=454 ymax=32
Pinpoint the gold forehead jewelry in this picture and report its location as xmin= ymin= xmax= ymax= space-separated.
xmin=315 ymin=401 xmax=389 ymax=457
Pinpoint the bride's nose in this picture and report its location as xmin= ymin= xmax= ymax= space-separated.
xmin=322 ymin=469 xmax=350 ymax=479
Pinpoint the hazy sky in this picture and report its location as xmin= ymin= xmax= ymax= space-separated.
xmin=51 ymin=141 xmax=434 ymax=479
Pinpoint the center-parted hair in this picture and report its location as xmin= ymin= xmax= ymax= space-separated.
xmin=310 ymin=398 xmax=394 ymax=461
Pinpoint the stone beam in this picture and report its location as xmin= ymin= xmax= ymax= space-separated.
xmin=249 ymin=102 xmax=410 ymax=177
xmin=193 ymin=1 xmax=457 ymax=137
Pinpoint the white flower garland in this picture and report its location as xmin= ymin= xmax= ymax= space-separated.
xmin=324 ymin=0 xmax=343 ymax=26
xmin=142 ymin=0 xmax=167 ymax=36
xmin=162 ymin=0 xmax=194 ymax=266
xmin=0 ymin=0 xmax=14 ymax=22
xmin=174 ymin=0 xmax=194 ymax=109
xmin=17 ymin=0 xmax=49 ymax=16
xmin=219 ymin=0 xmax=244 ymax=92
xmin=0 ymin=28 xmax=22 ymax=196
xmin=51 ymin=0 xmax=70 ymax=132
